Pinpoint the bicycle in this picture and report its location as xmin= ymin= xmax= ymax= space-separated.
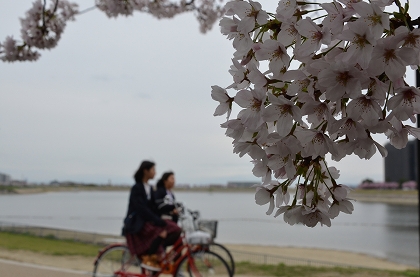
xmin=177 ymin=204 xmax=235 ymax=276
xmin=93 ymin=217 xmax=232 ymax=277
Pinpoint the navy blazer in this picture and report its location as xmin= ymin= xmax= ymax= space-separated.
xmin=122 ymin=182 xmax=163 ymax=235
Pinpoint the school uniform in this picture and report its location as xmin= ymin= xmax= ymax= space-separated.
xmin=154 ymin=186 xmax=179 ymax=223
xmin=123 ymin=182 xmax=180 ymax=256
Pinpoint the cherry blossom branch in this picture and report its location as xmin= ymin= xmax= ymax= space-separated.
xmin=213 ymin=0 xmax=420 ymax=227
xmin=1 ymin=0 xmax=226 ymax=62
xmin=0 ymin=0 xmax=79 ymax=62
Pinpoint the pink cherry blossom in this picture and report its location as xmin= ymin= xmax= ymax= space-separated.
xmin=228 ymin=59 xmax=250 ymax=89
xmin=255 ymin=187 xmax=271 ymax=205
xmin=368 ymin=36 xmax=417 ymax=84
xmin=263 ymin=94 xmax=303 ymax=137
xmin=255 ymin=38 xmax=290 ymax=74
xmin=295 ymin=128 xmax=338 ymax=159
xmin=295 ymin=18 xmax=332 ymax=57
xmin=276 ymin=188 xmax=290 ymax=207
xmin=329 ymin=117 xmax=367 ymax=141
xmin=395 ymin=26 xmax=420 ymax=52
xmin=331 ymin=184 xmax=350 ymax=201
xmin=329 ymin=199 xmax=354 ymax=219
xmin=277 ymin=18 xmax=299 ymax=46
xmin=347 ymin=96 xmax=383 ymax=127
xmin=321 ymin=2 xmax=347 ymax=38
xmin=301 ymin=100 xmax=332 ymax=127
xmin=387 ymin=86 xmax=420 ymax=122
xmin=234 ymin=88 xmax=266 ymax=131
xmin=211 ymin=86 xmax=233 ymax=118
xmin=301 ymin=206 xmax=331 ymax=227
xmin=221 ymin=119 xmax=245 ymax=142
xmin=338 ymin=21 xmax=376 ymax=69
xmin=275 ymin=205 xmax=305 ymax=226
xmin=276 ymin=0 xmax=297 ymax=20
xmin=20 ymin=0 xmax=78 ymax=49
xmin=405 ymin=125 xmax=420 ymax=140
xmin=345 ymin=137 xmax=387 ymax=159
xmin=386 ymin=116 xmax=409 ymax=149
xmin=351 ymin=1 xmax=389 ymax=39
xmin=252 ymin=159 xmax=272 ymax=185
xmin=318 ymin=61 xmax=368 ymax=101
xmin=226 ymin=0 xmax=268 ymax=34
xmin=0 ymin=36 xmax=40 ymax=62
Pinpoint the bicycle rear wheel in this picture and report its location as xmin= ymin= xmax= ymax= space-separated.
xmin=175 ymin=250 xmax=232 ymax=277
xmin=93 ymin=245 xmax=140 ymax=277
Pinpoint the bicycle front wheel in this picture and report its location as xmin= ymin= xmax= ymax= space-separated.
xmin=208 ymin=243 xmax=235 ymax=276
xmin=93 ymin=245 xmax=140 ymax=277
xmin=175 ymin=250 xmax=232 ymax=277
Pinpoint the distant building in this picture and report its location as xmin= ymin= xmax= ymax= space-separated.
xmin=0 ymin=172 xmax=11 ymax=185
xmin=209 ymin=184 xmax=225 ymax=189
xmin=175 ymin=184 xmax=190 ymax=189
xmin=50 ymin=180 xmax=61 ymax=186
xmin=384 ymin=140 xmax=417 ymax=183
xmin=227 ymin=181 xmax=258 ymax=188
xmin=9 ymin=180 xmax=27 ymax=187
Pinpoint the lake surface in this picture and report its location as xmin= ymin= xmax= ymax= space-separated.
xmin=0 ymin=190 xmax=418 ymax=267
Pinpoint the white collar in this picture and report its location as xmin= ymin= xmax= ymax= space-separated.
xmin=143 ymin=183 xmax=151 ymax=199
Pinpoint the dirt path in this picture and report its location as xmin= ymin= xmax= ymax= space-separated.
xmin=0 ymin=241 xmax=417 ymax=277
xmin=0 ymin=249 xmax=93 ymax=272
xmin=0 ymin=259 xmax=90 ymax=277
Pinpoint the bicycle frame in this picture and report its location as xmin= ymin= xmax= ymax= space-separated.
xmin=94 ymin=234 xmax=205 ymax=277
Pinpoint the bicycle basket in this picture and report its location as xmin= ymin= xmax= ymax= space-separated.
xmin=186 ymin=231 xmax=212 ymax=245
xmin=197 ymin=220 xmax=218 ymax=239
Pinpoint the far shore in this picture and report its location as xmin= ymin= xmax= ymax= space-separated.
xmin=1 ymin=185 xmax=418 ymax=205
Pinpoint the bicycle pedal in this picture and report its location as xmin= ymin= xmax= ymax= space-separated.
xmin=160 ymin=263 xmax=173 ymax=274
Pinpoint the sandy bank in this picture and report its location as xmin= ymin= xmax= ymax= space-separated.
xmin=348 ymin=190 xmax=418 ymax=205
xmin=224 ymin=244 xmax=415 ymax=271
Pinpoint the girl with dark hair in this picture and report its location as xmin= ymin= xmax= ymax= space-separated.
xmin=154 ymin=172 xmax=179 ymax=223
xmin=123 ymin=161 xmax=181 ymax=270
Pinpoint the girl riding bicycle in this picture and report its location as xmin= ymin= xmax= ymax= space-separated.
xmin=122 ymin=161 xmax=181 ymax=270
xmin=154 ymin=171 xmax=179 ymax=223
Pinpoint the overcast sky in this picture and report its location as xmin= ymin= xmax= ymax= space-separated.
xmin=0 ymin=1 xmax=418 ymax=186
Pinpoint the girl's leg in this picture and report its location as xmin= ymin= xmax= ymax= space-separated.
xmin=146 ymin=230 xmax=167 ymax=255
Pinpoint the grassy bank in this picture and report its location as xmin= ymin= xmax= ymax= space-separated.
xmin=0 ymin=186 xmax=17 ymax=194
xmin=0 ymin=231 xmax=417 ymax=277
xmin=0 ymin=231 xmax=100 ymax=257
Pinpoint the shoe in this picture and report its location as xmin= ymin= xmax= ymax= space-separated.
xmin=140 ymin=254 xmax=161 ymax=271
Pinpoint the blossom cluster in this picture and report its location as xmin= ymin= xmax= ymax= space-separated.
xmin=1 ymin=0 xmax=225 ymax=62
xmin=212 ymin=0 xmax=420 ymax=227
xmin=0 ymin=0 xmax=78 ymax=62
xmin=95 ymin=0 xmax=224 ymax=33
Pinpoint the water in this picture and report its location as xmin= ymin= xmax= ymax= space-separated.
xmin=0 ymin=190 xmax=418 ymax=267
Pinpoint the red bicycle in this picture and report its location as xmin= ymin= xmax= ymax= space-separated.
xmin=92 ymin=232 xmax=232 ymax=277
